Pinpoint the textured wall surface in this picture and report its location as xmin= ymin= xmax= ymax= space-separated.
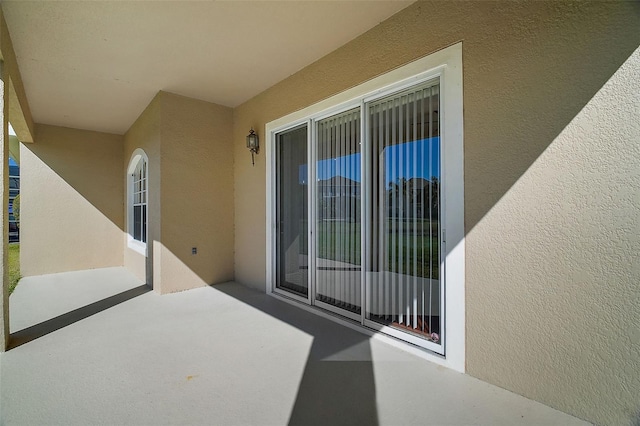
xmin=466 ymin=46 xmax=640 ymax=426
xmin=21 ymin=124 xmax=124 ymax=276
xmin=159 ymin=92 xmax=234 ymax=293
xmin=233 ymin=1 xmax=640 ymax=425
xmin=124 ymin=92 xmax=234 ymax=293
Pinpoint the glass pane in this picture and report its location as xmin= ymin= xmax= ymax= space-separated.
xmin=133 ymin=205 xmax=142 ymax=241
xmin=276 ymin=125 xmax=309 ymax=297
xmin=315 ymin=108 xmax=361 ymax=314
xmin=142 ymin=205 xmax=147 ymax=243
xmin=366 ymin=81 xmax=442 ymax=344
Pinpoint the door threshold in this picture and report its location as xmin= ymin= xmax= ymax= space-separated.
xmin=267 ymin=291 xmax=454 ymax=370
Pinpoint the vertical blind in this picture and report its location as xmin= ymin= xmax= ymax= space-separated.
xmin=316 ymin=108 xmax=362 ymax=314
xmin=366 ymin=80 xmax=441 ymax=342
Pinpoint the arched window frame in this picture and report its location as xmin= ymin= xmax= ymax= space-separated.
xmin=127 ymin=149 xmax=148 ymax=256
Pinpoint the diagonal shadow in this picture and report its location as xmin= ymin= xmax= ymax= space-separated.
xmin=212 ymin=284 xmax=379 ymax=426
xmin=8 ymin=284 xmax=150 ymax=350
xmin=22 ymin=124 xmax=125 ymax=232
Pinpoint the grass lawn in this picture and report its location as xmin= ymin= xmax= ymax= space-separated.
xmin=316 ymin=220 xmax=440 ymax=279
xmin=9 ymin=243 xmax=20 ymax=295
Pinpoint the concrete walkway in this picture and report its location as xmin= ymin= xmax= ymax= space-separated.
xmin=1 ymin=268 xmax=588 ymax=425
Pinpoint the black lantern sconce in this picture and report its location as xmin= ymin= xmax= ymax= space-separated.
xmin=246 ymin=128 xmax=259 ymax=166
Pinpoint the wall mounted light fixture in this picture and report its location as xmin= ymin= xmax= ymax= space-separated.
xmin=246 ymin=128 xmax=259 ymax=166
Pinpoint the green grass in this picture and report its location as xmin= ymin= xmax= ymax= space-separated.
xmin=9 ymin=243 xmax=20 ymax=295
xmin=316 ymin=220 xmax=440 ymax=279
xmin=317 ymin=221 xmax=362 ymax=265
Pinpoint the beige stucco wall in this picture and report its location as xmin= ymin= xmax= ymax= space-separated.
xmin=233 ymin=2 xmax=640 ymax=425
xmin=124 ymin=91 xmax=234 ymax=293
xmin=158 ymin=92 xmax=234 ymax=293
xmin=21 ymin=124 xmax=124 ymax=276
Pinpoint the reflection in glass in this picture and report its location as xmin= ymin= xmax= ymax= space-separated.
xmin=315 ymin=108 xmax=361 ymax=314
xmin=366 ymin=81 xmax=442 ymax=343
xmin=276 ymin=125 xmax=309 ymax=297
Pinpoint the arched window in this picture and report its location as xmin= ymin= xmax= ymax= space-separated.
xmin=127 ymin=150 xmax=148 ymax=255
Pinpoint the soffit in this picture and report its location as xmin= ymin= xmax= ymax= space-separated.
xmin=1 ymin=1 xmax=414 ymax=135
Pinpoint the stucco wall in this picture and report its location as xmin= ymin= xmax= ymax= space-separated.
xmin=232 ymin=2 xmax=640 ymax=425
xmin=21 ymin=124 xmax=124 ymax=276
xmin=123 ymin=93 xmax=161 ymax=287
xmin=158 ymin=92 xmax=234 ymax=293
xmin=124 ymin=92 xmax=234 ymax=293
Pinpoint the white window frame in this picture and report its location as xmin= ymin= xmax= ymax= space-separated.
xmin=265 ymin=43 xmax=465 ymax=372
xmin=127 ymin=149 xmax=148 ymax=256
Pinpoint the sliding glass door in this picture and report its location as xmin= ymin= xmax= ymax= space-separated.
xmin=315 ymin=108 xmax=362 ymax=319
xmin=364 ymin=82 xmax=441 ymax=345
xmin=272 ymin=78 xmax=443 ymax=352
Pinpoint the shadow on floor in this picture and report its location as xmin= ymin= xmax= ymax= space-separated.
xmin=288 ymin=359 xmax=378 ymax=425
xmin=9 ymin=284 xmax=150 ymax=350
xmin=211 ymin=284 xmax=379 ymax=426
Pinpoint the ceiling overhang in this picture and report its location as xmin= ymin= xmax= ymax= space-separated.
xmin=1 ymin=1 xmax=414 ymax=136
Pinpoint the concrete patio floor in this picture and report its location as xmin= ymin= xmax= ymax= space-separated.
xmin=1 ymin=267 xmax=589 ymax=425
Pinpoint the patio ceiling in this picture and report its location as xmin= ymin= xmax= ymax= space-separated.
xmin=1 ymin=1 xmax=414 ymax=135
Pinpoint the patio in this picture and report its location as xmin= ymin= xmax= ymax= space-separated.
xmin=1 ymin=268 xmax=587 ymax=425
